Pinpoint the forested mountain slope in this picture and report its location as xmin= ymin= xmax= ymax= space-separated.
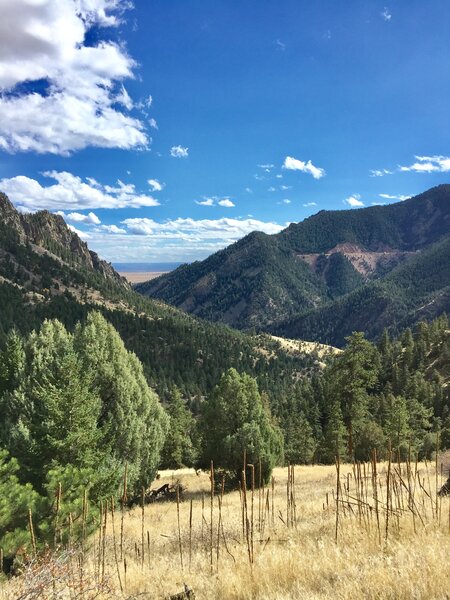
xmin=137 ymin=185 xmax=450 ymax=340
xmin=0 ymin=193 xmax=316 ymax=401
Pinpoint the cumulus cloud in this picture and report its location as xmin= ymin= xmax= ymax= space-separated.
xmin=0 ymin=171 xmax=160 ymax=211
xmin=68 ymin=224 xmax=91 ymax=239
xmin=218 ymin=199 xmax=235 ymax=207
xmin=371 ymin=155 xmax=450 ymax=177
xmin=121 ymin=217 xmax=283 ymax=239
xmin=344 ymin=194 xmax=364 ymax=207
xmin=282 ymin=199 xmax=291 ymax=204
xmin=147 ymin=178 xmax=164 ymax=192
xmin=0 ymin=0 xmax=149 ymax=154
xmin=398 ymin=155 xmax=450 ymax=173
xmin=80 ymin=216 xmax=286 ymax=262
xmin=60 ymin=211 xmax=101 ymax=225
xmin=97 ymin=224 xmax=126 ymax=234
xmin=195 ymin=196 xmax=234 ymax=207
xmin=283 ymin=156 xmax=325 ymax=179
xmin=303 ymin=202 xmax=317 ymax=207
xmin=379 ymin=193 xmax=411 ymax=201
xmin=170 ymin=145 xmax=189 ymax=158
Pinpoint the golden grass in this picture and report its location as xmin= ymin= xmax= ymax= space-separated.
xmin=3 ymin=463 xmax=450 ymax=599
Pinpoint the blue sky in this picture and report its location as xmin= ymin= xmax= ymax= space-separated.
xmin=1 ymin=0 xmax=450 ymax=263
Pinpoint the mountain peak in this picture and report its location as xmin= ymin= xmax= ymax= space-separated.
xmin=0 ymin=192 xmax=128 ymax=289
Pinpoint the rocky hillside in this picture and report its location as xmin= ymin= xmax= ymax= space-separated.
xmin=137 ymin=185 xmax=450 ymax=343
xmin=0 ymin=192 xmax=319 ymax=401
xmin=0 ymin=192 xmax=127 ymax=288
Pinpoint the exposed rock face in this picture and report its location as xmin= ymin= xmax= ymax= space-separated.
xmin=0 ymin=192 xmax=129 ymax=290
xmin=296 ymin=243 xmax=416 ymax=277
xmin=0 ymin=193 xmax=26 ymax=242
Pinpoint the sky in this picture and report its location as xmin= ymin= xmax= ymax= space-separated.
xmin=1 ymin=0 xmax=450 ymax=263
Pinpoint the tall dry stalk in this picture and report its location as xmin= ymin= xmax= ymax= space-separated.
xmin=176 ymin=484 xmax=184 ymax=570
xmin=210 ymin=460 xmax=214 ymax=572
xmin=110 ymin=497 xmax=123 ymax=593
xmin=141 ymin=487 xmax=145 ymax=570
xmin=334 ymin=454 xmax=340 ymax=544
xmin=189 ymin=499 xmax=193 ymax=571
xmin=53 ymin=482 xmax=62 ymax=549
xmin=120 ymin=463 xmax=128 ymax=561
xmin=28 ymin=509 xmax=37 ymax=557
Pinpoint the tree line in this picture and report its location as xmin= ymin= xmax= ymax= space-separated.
xmin=1 ymin=311 xmax=449 ymax=569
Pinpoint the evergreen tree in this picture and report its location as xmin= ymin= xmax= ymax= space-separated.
xmin=383 ymin=393 xmax=410 ymax=457
xmin=0 ymin=449 xmax=41 ymax=562
xmin=320 ymin=399 xmax=347 ymax=463
xmin=284 ymin=412 xmax=316 ymax=464
xmin=329 ymin=332 xmax=380 ymax=457
xmin=199 ymin=368 xmax=283 ymax=484
xmin=161 ymin=387 xmax=197 ymax=469
xmin=74 ymin=312 xmax=168 ymax=492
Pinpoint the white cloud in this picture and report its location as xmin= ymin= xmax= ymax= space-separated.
xmin=268 ymin=187 xmax=276 ymax=192
xmin=245 ymin=187 xmax=253 ymax=193
xmin=282 ymin=199 xmax=291 ymax=204
xmin=398 ymin=155 xmax=450 ymax=173
xmin=218 ymin=199 xmax=235 ymax=207
xmin=379 ymin=193 xmax=411 ymax=201
xmin=371 ymin=155 xmax=450 ymax=177
xmin=170 ymin=145 xmax=189 ymax=158
xmin=0 ymin=0 xmax=148 ymax=155
xmin=147 ymin=178 xmax=164 ymax=192
xmin=195 ymin=198 xmax=215 ymax=206
xmin=381 ymin=7 xmax=392 ymax=21
xmin=97 ymin=224 xmax=127 ymax=234
xmin=258 ymin=164 xmax=274 ymax=172
xmin=303 ymin=202 xmax=317 ymax=207
xmin=68 ymin=224 xmax=91 ymax=239
xmin=80 ymin=216 xmax=286 ymax=262
xmin=276 ymin=39 xmax=286 ymax=51
xmin=280 ymin=185 xmax=291 ymax=190
xmin=283 ymin=156 xmax=325 ymax=179
xmin=148 ymin=118 xmax=158 ymax=129
xmin=275 ymin=174 xmax=283 ymax=179
xmin=370 ymin=168 xmax=394 ymax=177
xmin=0 ymin=171 xmax=160 ymax=211
xmin=63 ymin=211 xmax=101 ymax=225
xmin=121 ymin=217 xmax=283 ymax=239
xmin=344 ymin=194 xmax=364 ymax=207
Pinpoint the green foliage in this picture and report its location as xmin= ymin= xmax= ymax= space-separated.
xmin=199 ymin=369 xmax=283 ymax=484
xmin=328 ymin=332 xmax=380 ymax=456
xmin=0 ymin=449 xmax=41 ymax=560
xmin=160 ymin=387 xmax=197 ymax=469
xmin=74 ymin=312 xmax=169 ymax=492
xmin=138 ymin=185 xmax=450 ymax=340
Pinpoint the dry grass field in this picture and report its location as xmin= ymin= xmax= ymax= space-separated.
xmin=3 ymin=461 xmax=450 ymax=600
xmin=118 ymin=272 xmax=167 ymax=284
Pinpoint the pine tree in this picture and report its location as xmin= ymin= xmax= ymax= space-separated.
xmin=199 ymin=368 xmax=283 ymax=484
xmin=329 ymin=332 xmax=380 ymax=457
xmin=74 ymin=312 xmax=168 ymax=492
xmin=0 ymin=449 xmax=41 ymax=561
xmin=161 ymin=387 xmax=197 ymax=469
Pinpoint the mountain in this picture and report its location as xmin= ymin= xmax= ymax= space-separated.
xmin=0 ymin=192 xmax=318 ymax=401
xmin=137 ymin=185 xmax=450 ymax=344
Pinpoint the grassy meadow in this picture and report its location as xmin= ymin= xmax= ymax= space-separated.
xmin=3 ymin=460 xmax=450 ymax=600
